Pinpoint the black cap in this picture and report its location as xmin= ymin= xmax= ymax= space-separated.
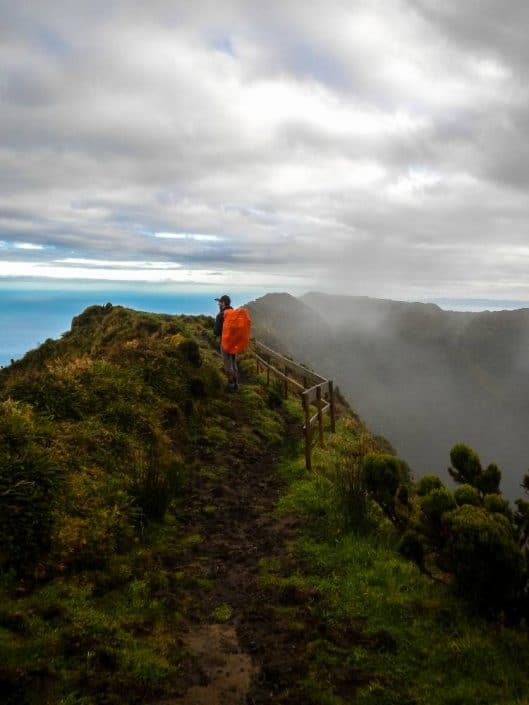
xmin=215 ymin=294 xmax=231 ymax=306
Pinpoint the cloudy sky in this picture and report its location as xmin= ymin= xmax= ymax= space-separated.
xmin=2 ymin=0 xmax=529 ymax=299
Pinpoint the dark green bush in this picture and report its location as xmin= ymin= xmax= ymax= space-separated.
xmin=334 ymin=458 xmax=371 ymax=533
xmin=449 ymin=443 xmax=482 ymax=486
xmin=0 ymin=445 xmax=61 ymax=574
xmin=522 ymin=472 xmax=529 ymax=495
xmin=101 ymin=399 xmax=142 ymax=433
xmin=9 ymin=373 xmax=82 ymax=420
xmin=448 ymin=443 xmax=502 ymax=496
xmin=420 ymin=487 xmax=456 ymax=525
xmin=188 ymin=377 xmax=207 ymax=399
xmin=0 ymin=401 xmax=62 ymax=574
xmin=514 ymin=496 xmax=529 ymax=548
xmin=362 ymin=453 xmax=408 ymax=526
xmin=484 ymin=493 xmax=510 ymax=516
xmin=398 ymin=528 xmax=426 ymax=572
xmin=363 ymin=454 xmax=400 ymax=506
xmin=416 ymin=475 xmax=443 ymax=496
xmin=454 ymin=484 xmax=480 ymax=507
xmin=266 ymin=387 xmax=283 ymax=409
xmin=161 ymin=321 xmax=183 ymax=336
xmin=136 ymin=319 xmax=159 ymax=336
xmin=130 ymin=455 xmax=184 ymax=522
xmin=442 ymin=505 xmax=524 ymax=614
xmin=400 ymin=445 xmax=529 ymax=618
xmin=478 ymin=463 xmax=501 ymax=495
xmin=177 ymin=339 xmax=202 ymax=367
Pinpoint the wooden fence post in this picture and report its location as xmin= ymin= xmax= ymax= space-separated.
xmin=302 ymin=392 xmax=312 ymax=471
xmin=251 ymin=343 xmax=335 ymax=462
xmin=329 ymin=381 xmax=336 ymax=433
xmin=316 ymin=386 xmax=324 ymax=447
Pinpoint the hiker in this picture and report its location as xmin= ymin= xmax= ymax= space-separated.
xmin=214 ymin=294 xmax=239 ymax=392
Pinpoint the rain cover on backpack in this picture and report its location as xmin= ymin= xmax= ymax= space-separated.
xmin=221 ymin=308 xmax=252 ymax=354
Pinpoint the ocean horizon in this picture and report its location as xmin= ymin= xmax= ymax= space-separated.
xmin=0 ymin=281 xmax=268 ymax=368
xmin=1 ymin=281 xmax=529 ymax=367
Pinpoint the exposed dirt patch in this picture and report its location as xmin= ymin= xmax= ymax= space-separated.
xmin=175 ymin=624 xmax=256 ymax=705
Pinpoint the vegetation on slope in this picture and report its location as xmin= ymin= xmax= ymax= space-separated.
xmin=1 ymin=303 xmax=529 ymax=704
xmin=272 ymin=408 xmax=529 ymax=704
xmin=0 ymin=304 xmax=285 ymax=704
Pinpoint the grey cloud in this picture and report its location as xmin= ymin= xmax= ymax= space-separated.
xmin=410 ymin=1 xmax=529 ymax=68
xmin=1 ymin=0 xmax=529 ymax=296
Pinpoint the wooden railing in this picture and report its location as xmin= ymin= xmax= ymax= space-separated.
xmin=252 ymin=340 xmax=336 ymax=471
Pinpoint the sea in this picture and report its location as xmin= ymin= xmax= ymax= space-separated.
xmin=1 ymin=280 xmax=528 ymax=367
xmin=0 ymin=280 xmax=268 ymax=368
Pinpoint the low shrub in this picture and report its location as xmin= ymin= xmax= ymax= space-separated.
xmin=416 ymin=475 xmax=443 ymax=496
xmin=479 ymin=463 xmax=502 ymax=495
xmin=0 ymin=401 xmax=62 ymax=574
xmin=454 ymin=484 xmax=481 ymax=507
xmin=442 ymin=505 xmax=524 ymax=615
xmin=418 ymin=486 xmax=456 ymax=551
xmin=130 ymin=453 xmax=184 ymax=523
xmin=177 ymin=339 xmax=202 ymax=367
xmin=449 ymin=443 xmax=501 ymax=496
xmin=362 ymin=453 xmax=409 ymax=527
xmin=484 ymin=493 xmax=510 ymax=516
xmin=398 ymin=528 xmax=426 ymax=572
xmin=420 ymin=487 xmax=456 ymax=525
xmin=334 ymin=456 xmax=371 ymax=533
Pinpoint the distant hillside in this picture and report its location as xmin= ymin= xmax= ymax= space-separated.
xmin=246 ymin=292 xmax=333 ymax=357
xmin=249 ymin=291 xmax=529 ymax=499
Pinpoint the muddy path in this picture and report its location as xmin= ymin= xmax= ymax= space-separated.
xmin=167 ymin=408 xmax=320 ymax=704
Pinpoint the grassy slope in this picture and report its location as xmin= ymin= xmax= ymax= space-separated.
xmin=0 ymin=305 xmax=285 ymax=704
xmin=0 ymin=305 xmax=528 ymax=704
xmin=273 ymin=405 xmax=529 ymax=704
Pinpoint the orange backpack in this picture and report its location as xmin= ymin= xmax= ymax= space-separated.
xmin=221 ymin=308 xmax=252 ymax=354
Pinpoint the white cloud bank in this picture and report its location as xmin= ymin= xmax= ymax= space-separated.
xmin=2 ymin=0 xmax=529 ymax=299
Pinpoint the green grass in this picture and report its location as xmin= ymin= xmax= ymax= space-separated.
xmin=0 ymin=306 xmax=289 ymax=704
xmin=273 ymin=416 xmax=529 ymax=705
xmin=211 ymin=603 xmax=233 ymax=623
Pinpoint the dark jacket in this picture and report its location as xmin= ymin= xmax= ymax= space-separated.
xmin=214 ymin=306 xmax=233 ymax=337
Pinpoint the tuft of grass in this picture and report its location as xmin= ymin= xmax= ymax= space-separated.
xmin=211 ymin=603 xmax=233 ymax=623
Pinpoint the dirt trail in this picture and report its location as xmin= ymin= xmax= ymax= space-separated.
xmin=170 ymin=410 xmax=316 ymax=704
xmin=178 ymin=624 xmax=256 ymax=705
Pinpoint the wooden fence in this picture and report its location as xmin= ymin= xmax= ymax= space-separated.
xmin=251 ymin=340 xmax=336 ymax=471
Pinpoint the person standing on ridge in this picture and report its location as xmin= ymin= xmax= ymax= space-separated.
xmin=214 ymin=294 xmax=239 ymax=392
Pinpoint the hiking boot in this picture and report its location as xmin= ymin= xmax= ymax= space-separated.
xmin=227 ymin=381 xmax=237 ymax=392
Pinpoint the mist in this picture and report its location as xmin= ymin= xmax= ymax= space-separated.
xmin=248 ymin=292 xmax=529 ymax=501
